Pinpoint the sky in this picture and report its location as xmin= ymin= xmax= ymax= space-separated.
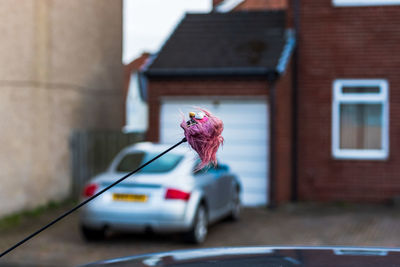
xmin=123 ymin=0 xmax=212 ymax=64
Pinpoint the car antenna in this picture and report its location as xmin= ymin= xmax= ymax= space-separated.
xmin=0 ymin=138 xmax=187 ymax=258
xmin=0 ymin=108 xmax=223 ymax=258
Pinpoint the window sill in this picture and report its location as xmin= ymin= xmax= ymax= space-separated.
xmin=333 ymin=0 xmax=400 ymax=7
xmin=333 ymin=149 xmax=388 ymax=160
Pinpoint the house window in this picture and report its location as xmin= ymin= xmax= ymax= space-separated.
xmin=332 ymin=79 xmax=389 ymax=159
xmin=333 ymin=0 xmax=400 ymax=6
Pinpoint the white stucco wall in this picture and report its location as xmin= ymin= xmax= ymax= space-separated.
xmin=0 ymin=0 xmax=124 ymax=217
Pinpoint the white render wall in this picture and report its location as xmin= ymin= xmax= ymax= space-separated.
xmin=0 ymin=0 xmax=124 ymax=217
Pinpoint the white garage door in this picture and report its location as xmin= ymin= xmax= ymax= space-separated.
xmin=160 ymin=98 xmax=269 ymax=206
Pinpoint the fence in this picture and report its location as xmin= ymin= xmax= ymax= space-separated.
xmin=70 ymin=130 xmax=145 ymax=199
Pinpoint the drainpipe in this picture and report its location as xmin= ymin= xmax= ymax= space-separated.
xmin=267 ymin=71 xmax=279 ymax=209
xmin=291 ymin=0 xmax=300 ymax=202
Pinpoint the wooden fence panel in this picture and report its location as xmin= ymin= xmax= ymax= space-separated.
xmin=70 ymin=130 xmax=144 ymax=199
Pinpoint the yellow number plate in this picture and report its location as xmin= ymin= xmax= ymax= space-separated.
xmin=112 ymin=193 xmax=148 ymax=202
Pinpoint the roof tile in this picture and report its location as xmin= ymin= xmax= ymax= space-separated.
xmin=147 ymin=11 xmax=286 ymax=75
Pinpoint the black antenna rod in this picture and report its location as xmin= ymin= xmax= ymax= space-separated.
xmin=0 ymin=138 xmax=187 ymax=258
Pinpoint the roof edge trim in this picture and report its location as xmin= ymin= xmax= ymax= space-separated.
xmin=144 ymin=67 xmax=277 ymax=78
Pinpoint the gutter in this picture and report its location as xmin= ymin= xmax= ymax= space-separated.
xmin=268 ymin=28 xmax=295 ymax=208
xmin=144 ymin=67 xmax=277 ymax=78
xmin=276 ymin=29 xmax=296 ymax=75
xmin=290 ymin=0 xmax=300 ymax=202
xmin=266 ymin=73 xmax=279 ymax=209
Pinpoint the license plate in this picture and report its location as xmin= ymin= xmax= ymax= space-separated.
xmin=112 ymin=193 xmax=148 ymax=202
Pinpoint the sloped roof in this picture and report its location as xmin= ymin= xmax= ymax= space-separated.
xmin=146 ymin=11 xmax=289 ymax=77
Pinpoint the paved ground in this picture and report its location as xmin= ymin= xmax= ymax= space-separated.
xmin=1 ymin=203 xmax=400 ymax=266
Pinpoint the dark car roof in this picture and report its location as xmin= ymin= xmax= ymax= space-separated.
xmin=80 ymin=246 xmax=400 ymax=267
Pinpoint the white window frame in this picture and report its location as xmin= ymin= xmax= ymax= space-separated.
xmin=333 ymin=0 xmax=400 ymax=7
xmin=332 ymin=79 xmax=389 ymax=160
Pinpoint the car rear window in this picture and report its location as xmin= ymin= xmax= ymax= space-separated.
xmin=116 ymin=152 xmax=183 ymax=173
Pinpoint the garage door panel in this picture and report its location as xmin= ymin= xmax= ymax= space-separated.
xmin=236 ymin=170 xmax=268 ymax=179
xmin=218 ymin=151 xmax=267 ymax=162
xmin=224 ymin=139 xmax=268 ymax=147
xmin=161 ymin=98 xmax=269 ymax=206
xmin=242 ymin=194 xmax=267 ymax=207
xmin=217 ymin=114 xmax=266 ymax=125
xmin=219 ymin=158 xmax=267 ymax=172
xmin=239 ymin=176 xmax=267 ymax=188
xmin=223 ymin=128 xmax=267 ymax=141
xmin=218 ymin=114 xmax=266 ymax=125
xmin=242 ymin=187 xmax=267 ymax=202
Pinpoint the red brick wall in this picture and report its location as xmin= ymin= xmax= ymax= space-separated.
xmin=234 ymin=0 xmax=287 ymax=10
xmin=295 ymin=0 xmax=400 ymax=202
xmin=146 ymin=76 xmax=293 ymax=204
xmin=213 ymin=0 xmax=287 ymax=11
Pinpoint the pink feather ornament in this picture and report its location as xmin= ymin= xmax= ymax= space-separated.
xmin=180 ymin=108 xmax=224 ymax=171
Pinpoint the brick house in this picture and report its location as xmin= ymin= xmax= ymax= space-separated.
xmin=144 ymin=9 xmax=295 ymax=207
xmin=290 ymin=0 xmax=400 ymax=203
xmin=127 ymin=0 xmax=400 ymax=207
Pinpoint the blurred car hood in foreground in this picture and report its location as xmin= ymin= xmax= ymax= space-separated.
xmin=80 ymin=246 xmax=400 ymax=266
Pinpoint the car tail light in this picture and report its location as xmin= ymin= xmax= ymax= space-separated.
xmin=83 ymin=183 xmax=98 ymax=197
xmin=165 ymin=188 xmax=191 ymax=201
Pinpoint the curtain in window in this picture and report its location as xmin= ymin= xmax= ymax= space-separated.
xmin=339 ymin=103 xmax=382 ymax=149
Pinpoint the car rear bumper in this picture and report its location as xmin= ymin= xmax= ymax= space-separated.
xmin=80 ymin=201 xmax=194 ymax=233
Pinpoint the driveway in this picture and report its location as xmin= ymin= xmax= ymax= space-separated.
xmin=0 ymin=203 xmax=400 ymax=266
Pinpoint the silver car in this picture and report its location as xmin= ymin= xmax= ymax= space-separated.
xmin=79 ymin=142 xmax=241 ymax=244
